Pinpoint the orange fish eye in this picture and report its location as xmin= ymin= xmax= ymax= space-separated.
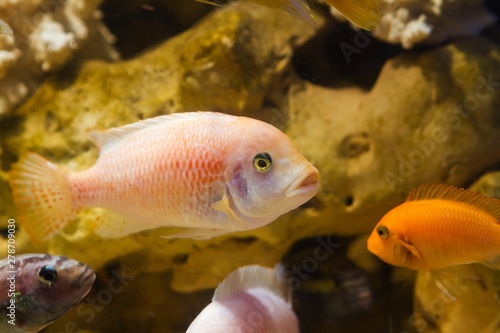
xmin=253 ymin=152 xmax=272 ymax=172
xmin=376 ymin=225 xmax=389 ymax=239
xmin=38 ymin=265 xmax=58 ymax=284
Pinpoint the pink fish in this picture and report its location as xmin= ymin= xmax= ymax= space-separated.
xmin=186 ymin=265 xmax=299 ymax=333
xmin=9 ymin=112 xmax=320 ymax=243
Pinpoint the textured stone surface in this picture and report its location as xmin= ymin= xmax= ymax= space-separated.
xmin=329 ymin=0 xmax=496 ymax=48
xmin=1 ymin=2 xmax=500 ymax=332
xmin=0 ymin=0 xmax=117 ymax=115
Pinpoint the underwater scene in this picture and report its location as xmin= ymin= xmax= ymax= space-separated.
xmin=1 ymin=0 xmax=500 ymax=332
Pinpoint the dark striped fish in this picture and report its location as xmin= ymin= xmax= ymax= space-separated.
xmin=0 ymin=254 xmax=95 ymax=333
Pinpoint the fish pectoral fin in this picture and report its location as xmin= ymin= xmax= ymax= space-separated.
xmin=161 ymin=227 xmax=229 ymax=240
xmin=213 ymin=195 xmax=248 ymax=229
xmin=397 ymin=239 xmax=422 ymax=262
xmin=91 ymin=208 xmax=158 ymax=239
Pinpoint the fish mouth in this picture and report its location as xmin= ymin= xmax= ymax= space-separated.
xmin=285 ymin=166 xmax=320 ymax=198
xmin=366 ymin=237 xmax=375 ymax=254
xmin=78 ymin=266 xmax=96 ymax=291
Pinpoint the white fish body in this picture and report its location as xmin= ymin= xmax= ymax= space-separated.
xmin=186 ymin=265 xmax=299 ymax=333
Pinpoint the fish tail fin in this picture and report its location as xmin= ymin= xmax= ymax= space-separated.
xmin=9 ymin=153 xmax=75 ymax=244
xmin=325 ymin=0 xmax=380 ymax=30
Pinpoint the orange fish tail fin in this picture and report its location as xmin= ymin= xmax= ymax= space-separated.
xmin=9 ymin=153 xmax=75 ymax=244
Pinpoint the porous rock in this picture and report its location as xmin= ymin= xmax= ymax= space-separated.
xmin=2 ymin=0 xmax=500 ymax=301
xmin=329 ymin=0 xmax=496 ymax=49
xmin=0 ymin=0 xmax=117 ymax=116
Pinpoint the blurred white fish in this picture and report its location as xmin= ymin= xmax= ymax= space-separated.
xmin=0 ymin=19 xmax=13 ymax=35
xmin=186 ymin=265 xmax=299 ymax=333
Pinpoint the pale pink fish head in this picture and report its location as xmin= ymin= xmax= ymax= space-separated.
xmin=224 ymin=117 xmax=320 ymax=228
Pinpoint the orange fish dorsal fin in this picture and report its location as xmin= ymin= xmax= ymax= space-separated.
xmin=407 ymin=184 xmax=500 ymax=222
xmin=89 ymin=112 xmax=232 ymax=154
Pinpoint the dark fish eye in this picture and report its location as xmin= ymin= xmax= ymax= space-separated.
xmin=253 ymin=152 xmax=272 ymax=172
xmin=38 ymin=265 xmax=58 ymax=284
xmin=376 ymin=225 xmax=389 ymax=239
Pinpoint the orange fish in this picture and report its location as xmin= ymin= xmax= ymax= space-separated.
xmin=367 ymin=184 xmax=500 ymax=272
xmin=9 ymin=112 xmax=320 ymax=244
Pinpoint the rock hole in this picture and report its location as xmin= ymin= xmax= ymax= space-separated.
xmin=343 ymin=196 xmax=354 ymax=207
xmin=292 ymin=22 xmax=402 ymax=90
xmin=100 ymin=0 xmax=212 ymax=59
xmin=173 ymin=253 xmax=189 ymax=265
xmin=339 ymin=132 xmax=371 ymax=158
xmin=234 ymin=236 xmax=258 ymax=245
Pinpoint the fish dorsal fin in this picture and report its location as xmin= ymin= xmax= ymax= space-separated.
xmin=407 ymin=184 xmax=500 ymax=222
xmin=213 ymin=265 xmax=288 ymax=303
xmin=89 ymin=112 xmax=230 ymax=154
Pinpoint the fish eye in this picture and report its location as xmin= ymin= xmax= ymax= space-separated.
xmin=376 ymin=225 xmax=389 ymax=239
xmin=253 ymin=152 xmax=272 ymax=172
xmin=38 ymin=265 xmax=58 ymax=284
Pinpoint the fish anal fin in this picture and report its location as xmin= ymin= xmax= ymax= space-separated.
xmin=161 ymin=227 xmax=229 ymax=240
xmin=91 ymin=208 xmax=157 ymax=239
xmin=432 ymin=265 xmax=484 ymax=300
xmin=213 ymin=265 xmax=287 ymax=302
xmin=407 ymin=184 xmax=500 ymax=222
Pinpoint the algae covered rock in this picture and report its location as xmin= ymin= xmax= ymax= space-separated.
xmin=287 ymin=38 xmax=500 ymax=236
xmin=2 ymin=0 xmax=500 ymax=320
xmin=2 ymin=1 xmax=321 ymax=291
xmin=1 ymin=2 xmax=500 ymax=333
xmin=0 ymin=0 xmax=118 ymax=116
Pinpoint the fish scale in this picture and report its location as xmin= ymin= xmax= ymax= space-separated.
xmin=72 ymin=118 xmax=230 ymax=224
